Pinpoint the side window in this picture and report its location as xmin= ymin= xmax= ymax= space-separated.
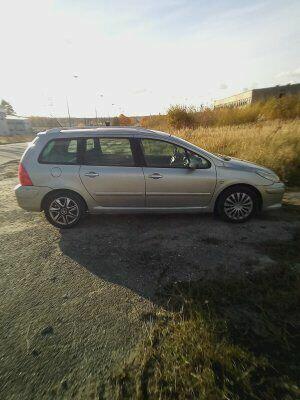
xmin=86 ymin=138 xmax=95 ymax=151
xmin=141 ymin=139 xmax=188 ymax=168
xmin=39 ymin=139 xmax=78 ymax=164
xmin=141 ymin=139 xmax=211 ymax=169
xmin=68 ymin=140 xmax=77 ymax=153
xmin=83 ymin=137 xmax=134 ymax=166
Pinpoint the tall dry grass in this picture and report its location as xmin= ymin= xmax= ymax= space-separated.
xmin=178 ymin=120 xmax=300 ymax=184
xmin=141 ymin=95 xmax=300 ymax=130
xmin=193 ymin=95 xmax=300 ymax=127
xmin=140 ymin=114 xmax=169 ymax=131
xmin=141 ymin=119 xmax=300 ymax=186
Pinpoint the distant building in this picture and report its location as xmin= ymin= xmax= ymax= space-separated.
xmin=6 ymin=115 xmax=31 ymax=134
xmin=214 ymin=83 xmax=300 ymax=109
xmin=0 ymin=111 xmax=31 ymax=135
xmin=0 ymin=107 xmax=9 ymax=135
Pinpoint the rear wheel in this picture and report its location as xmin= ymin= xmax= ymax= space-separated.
xmin=217 ymin=186 xmax=258 ymax=223
xmin=44 ymin=192 xmax=85 ymax=228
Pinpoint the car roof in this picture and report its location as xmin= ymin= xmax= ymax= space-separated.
xmin=39 ymin=126 xmax=171 ymax=139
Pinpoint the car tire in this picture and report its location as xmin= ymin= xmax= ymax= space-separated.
xmin=217 ymin=186 xmax=258 ymax=223
xmin=43 ymin=191 xmax=85 ymax=228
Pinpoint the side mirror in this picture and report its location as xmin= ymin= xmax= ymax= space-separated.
xmin=188 ymin=159 xmax=198 ymax=170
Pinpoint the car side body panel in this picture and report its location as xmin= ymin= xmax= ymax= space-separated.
xmin=143 ymin=166 xmax=217 ymax=207
xmin=79 ymin=165 xmax=146 ymax=207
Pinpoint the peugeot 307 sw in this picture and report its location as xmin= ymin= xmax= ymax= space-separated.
xmin=15 ymin=127 xmax=285 ymax=228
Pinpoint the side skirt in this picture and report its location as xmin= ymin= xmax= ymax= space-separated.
xmin=88 ymin=206 xmax=211 ymax=214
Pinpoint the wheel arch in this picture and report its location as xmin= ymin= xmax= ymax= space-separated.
xmin=214 ymin=183 xmax=263 ymax=214
xmin=41 ymin=189 xmax=88 ymax=211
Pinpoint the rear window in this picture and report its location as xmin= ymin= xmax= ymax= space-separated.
xmin=39 ymin=139 xmax=78 ymax=164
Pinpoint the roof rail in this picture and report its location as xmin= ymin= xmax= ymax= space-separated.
xmin=45 ymin=128 xmax=61 ymax=134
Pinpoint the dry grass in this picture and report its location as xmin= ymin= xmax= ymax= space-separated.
xmin=0 ymin=134 xmax=35 ymax=145
xmin=141 ymin=119 xmax=300 ymax=186
xmin=148 ymin=96 xmax=300 ymax=130
xmin=140 ymin=96 xmax=300 ymax=185
xmin=140 ymin=114 xmax=170 ymax=132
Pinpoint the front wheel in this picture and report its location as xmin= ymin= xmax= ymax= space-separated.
xmin=44 ymin=192 xmax=85 ymax=228
xmin=217 ymin=186 xmax=258 ymax=223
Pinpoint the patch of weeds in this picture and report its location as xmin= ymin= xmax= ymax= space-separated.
xmin=105 ymin=230 xmax=300 ymax=399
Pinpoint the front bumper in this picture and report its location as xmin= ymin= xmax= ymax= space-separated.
xmin=260 ymin=182 xmax=285 ymax=210
xmin=14 ymin=184 xmax=52 ymax=211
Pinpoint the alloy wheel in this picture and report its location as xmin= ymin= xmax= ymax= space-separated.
xmin=49 ymin=197 xmax=79 ymax=226
xmin=223 ymin=192 xmax=253 ymax=221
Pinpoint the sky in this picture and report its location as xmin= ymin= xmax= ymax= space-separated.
xmin=0 ymin=0 xmax=299 ymax=117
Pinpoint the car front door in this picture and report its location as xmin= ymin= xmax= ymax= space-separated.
xmin=140 ymin=138 xmax=216 ymax=208
xmin=79 ymin=137 xmax=145 ymax=207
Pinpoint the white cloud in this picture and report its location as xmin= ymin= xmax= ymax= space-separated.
xmin=276 ymin=68 xmax=300 ymax=81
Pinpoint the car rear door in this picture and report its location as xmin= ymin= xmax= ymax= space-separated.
xmin=140 ymin=138 xmax=216 ymax=208
xmin=79 ymin=137 xmax=145 ymax=207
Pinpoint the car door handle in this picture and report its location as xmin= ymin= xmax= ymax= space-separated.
xmin=84 ymin=171 xmax=99 ymax=178
xmin=148 ymin=173 xmax=163 ymax=179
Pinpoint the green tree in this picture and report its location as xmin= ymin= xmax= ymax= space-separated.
xmin=0 ymin=99 xmax=15 ymax=115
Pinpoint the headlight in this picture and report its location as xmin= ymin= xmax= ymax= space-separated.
xmin=256 ymin=170 xmax=280 ymax=183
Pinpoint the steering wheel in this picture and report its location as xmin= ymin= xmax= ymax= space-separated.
xmin=170 ymin=149 xmax=189 ymax=167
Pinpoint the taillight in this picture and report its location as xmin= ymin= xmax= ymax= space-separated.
xmin=18 ymin=163 xmax=33 ymax=186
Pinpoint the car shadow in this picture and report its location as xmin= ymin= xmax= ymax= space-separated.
xmin=58 ymin=212 xmax=230 ymax=305
xmin=58 ymin=202 xmax=299 ymax=308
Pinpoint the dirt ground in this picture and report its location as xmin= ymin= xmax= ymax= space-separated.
xmin=0 ymin=160 xmax=299 ymax=399
xmin=0 ymin=135 xmax=35 ymax=145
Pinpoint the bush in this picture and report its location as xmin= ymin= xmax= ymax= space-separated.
xmin=140 ymin=115 xmax=169 ymax=131
xmin=261 ymin=95 xmax=300 ymax=120
xmin=111 ymin=117 xmax=120 ymax=126
xmin=119 ymin=114 xmax=133 ymax=126
xmin=192 ymin=96 xmax=300 ymax=128
xmin=167 ymin=105 xmax=196 ymax=129
xmin=141 ymin=95 xmax=300 ymax=131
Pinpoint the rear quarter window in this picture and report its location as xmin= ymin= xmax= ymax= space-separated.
xmin=39 ymin=139 xmax=79 ymax=164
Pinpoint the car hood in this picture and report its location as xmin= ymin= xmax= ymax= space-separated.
xmin=223 ymin=157 xmax=274 ymax=174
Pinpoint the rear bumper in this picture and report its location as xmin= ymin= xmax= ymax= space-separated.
xmin=260 ymin=182 xmax=285 ymax=210
xmin=14 ymin=184 xmax=52 ymax=211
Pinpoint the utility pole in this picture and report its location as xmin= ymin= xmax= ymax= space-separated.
xmin=66 ymin=98 xmax=71 ymax=127
xmin=95 ymin=108 xmax=98 ymax=126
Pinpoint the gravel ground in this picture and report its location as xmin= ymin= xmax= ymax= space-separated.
xmin=0 ymin=160 xmax=299 ymax=399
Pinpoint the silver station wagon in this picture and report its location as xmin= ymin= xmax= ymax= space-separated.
xmin=15 ymin=127 xmax=285 ymax=228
